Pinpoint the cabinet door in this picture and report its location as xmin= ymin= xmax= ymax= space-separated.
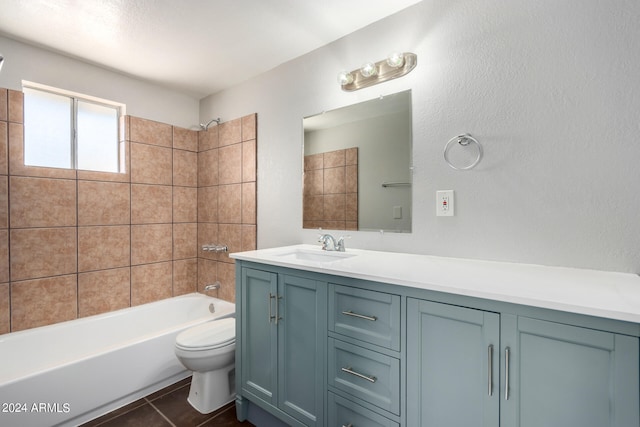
xmin=277 ymin=274 xmax=326 ymax=426
xmin=407 ymin=298 xmax=500 ymax=427
xmin=502 ymin=315 xmax=640 ymax=427
xmin=240 ymin=268 xmax=278 ymax=404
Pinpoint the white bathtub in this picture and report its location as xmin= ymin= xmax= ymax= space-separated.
xmin=0 ymin=293 xmax=235 ymax=427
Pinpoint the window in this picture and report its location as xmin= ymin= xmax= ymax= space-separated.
xmin=23 ymin=83 xmax=124 ymax=173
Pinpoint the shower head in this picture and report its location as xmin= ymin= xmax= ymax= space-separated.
xmin=200 ymin=118 xmax=220 ymax=131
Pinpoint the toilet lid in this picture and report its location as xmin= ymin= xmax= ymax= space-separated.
xmin=176 ymin=318 xmax=235 ymax=350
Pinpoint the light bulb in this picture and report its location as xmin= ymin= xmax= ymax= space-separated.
xmin=386 ymin=52 xmax=405 ymax=68
xmin=337 ymin=70 xmax=354 ymax=85
xmin=360 ymin=62 xmax=377 ymax=78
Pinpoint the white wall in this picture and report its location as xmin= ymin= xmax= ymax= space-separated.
xmin=201 ymin=0 xmax=640 ymax=273
xmin=0 ymin=36 xmax=199 ymax=128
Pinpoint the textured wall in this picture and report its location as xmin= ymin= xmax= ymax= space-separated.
xmin=200 ymin=0 xmax=640 ymax=273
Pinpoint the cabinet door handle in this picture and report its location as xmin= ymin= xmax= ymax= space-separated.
xmin=341 ymin=366 xmax=377 ymax=383
xmin=488 ymin=344 xmax=493 ymax=396
xmin=341 ymin=310 xmax=377 ymax=321
xmin=342 ymin=424 xmax=353 ymax=427
xmin=268 ymin=293 xmax=276 ymax=323
xmin=275 ymin=295 xmax=283 ymax=324
xmin=504 ymin=346 xmax=511 ymax=401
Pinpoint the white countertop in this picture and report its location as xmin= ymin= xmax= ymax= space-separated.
xmin=231 ymin=244 xmax=640 ymax=324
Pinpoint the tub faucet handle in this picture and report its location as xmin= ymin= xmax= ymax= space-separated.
xmin=204 ymin=282 xmax=221 ymax=292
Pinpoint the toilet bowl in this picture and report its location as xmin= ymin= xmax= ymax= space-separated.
xmin=174 ymin=317 xmax=236 ymax=414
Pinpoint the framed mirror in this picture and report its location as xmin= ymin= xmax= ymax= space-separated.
xmin=303 ymin=90 xmax=412 ymax=232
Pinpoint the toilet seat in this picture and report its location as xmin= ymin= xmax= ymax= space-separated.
xmin=176 ymin=318 xmax=235 ymax=351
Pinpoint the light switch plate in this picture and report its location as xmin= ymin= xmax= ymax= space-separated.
xmin=436 ymin=190 xmax=454 ymax=216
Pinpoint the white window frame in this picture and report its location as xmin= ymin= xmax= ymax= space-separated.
xmin=22 ymin=80 xmax=126 ymax=173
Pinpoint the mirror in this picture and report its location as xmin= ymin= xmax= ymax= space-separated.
xmin=303 ymin=90 xmax=412 ymax=232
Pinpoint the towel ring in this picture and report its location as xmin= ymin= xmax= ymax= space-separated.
xmin=444 ymin=134 xmax=483 ymax=170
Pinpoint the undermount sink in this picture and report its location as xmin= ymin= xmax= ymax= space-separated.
xmin=274 ymin=248 xmax=356 ymax=263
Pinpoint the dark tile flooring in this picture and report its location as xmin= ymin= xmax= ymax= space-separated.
xmin=80 ymin=377 xmax=254 ymax=427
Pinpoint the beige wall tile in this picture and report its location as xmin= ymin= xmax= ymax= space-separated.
xmin=304 ymin=169 xmax=323 ymax=196
xmin=242 ymin=139 xmax=256 ymax=182
xmin=346 ymin=193 xmax=358 ymax=222
xmin=173 ymin=186 xmax=197 ymax=223
xmin=242 ymin=114 xmax=256 ymax=141
xmin=323 ymin=194 xmax=346 ymax=221
xmin=323 ymin=167 xmax=345 ymax=194
xmin=324 ymin=149 xmax=346 ymax=168
xmin=198 ymin=186 xmax=218 ymax=223
xmin=129 ymin=116 xmax=172 ymax=147
xmin=78 ymin=226 xmax=130 ymax=272
xmin=130 ymin=142 xmax=172 ymax=185
xmin=173 ymin=259 xmax=197 ymax=296
xmin=9 ymin=123 xmax=76 ymax=179
xmin=0 ymin=176 xmax=7 ymax=228
xmin=0 ymin=121 xmax=7 ymax=175
xmin=218 ymin=223 xmax=242 ymax=263
xmin=0 ymin=89 xmax=7 ymax=121
xmin=10 ymin=275 xmax=77 ymax=331
xmin=131 ymin=224 xmax=172 ymax=265
xmin=219 ymin=118 xmax=241 ymax=147
xmin=173 ymin=126 xmax=198 ymax=152
xmin=346 ymin=165 xmax=358 ymax=193
xmin=173 ymin=149 xmax=197 ymax=187
xmin=173 ymin=223 xmax=197 ymax=260
xmin=216 ymin=261 xmax=236 ymax=303
xmin=0 ymin=283 xmax=8 ymax=334
xmin=8 ymin=90 xmax=23 ymax=123
xmin=131 ymin=184 xmax=172 ymax=224
xmin=242 ymin=182 xmax=256 ymax=225
xmin=241 ymin=224 xmax=257 ymax=252
xmin=346 ymin=147 xmax=358 ymax=165
xmin=304 ymin=195 xmax=324 ymax=221
xmin=218 ymin=184 xmax=242 ymax=224
xmin=219 ymin=143 xmax=242 ymax=185
xmin=198 ymin=222 xmax=218 ymax=261
xmin=78 ymin=180 xmax=130 ymax=226
xmin=197 ymin=258 xmax=217 ymax=293
xmin=198 ymin=148 xmax=218 ymax=187
xmin=0 ymin=230 xmax=9 ymax=283
xmin=10 ymin=228 xmax=77 ymax=281
xmin=198 ymin=127 xmax=218 ymax=152
xmin=78 ymin=267 xmax=131 ymax=317
xmin=131 ymin=262 xmax=172 ymax=306
xmin=304 ymin=153 xmax=323 ymax=171
xmin=10 ymin=177 xmax=77 ymax=227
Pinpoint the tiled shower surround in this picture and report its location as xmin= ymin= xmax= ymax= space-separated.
xmin=0 ymin=88 xmax=257 ymax=333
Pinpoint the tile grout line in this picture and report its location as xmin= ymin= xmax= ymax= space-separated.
xmin=145 ymin=398 xmax=177 ymax=427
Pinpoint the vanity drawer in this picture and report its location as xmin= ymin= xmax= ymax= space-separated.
xmin=328 ymin=338 xmax=400 ymax=415
xmin=329 ymin=284 xmax=401 ymax=350
xmin=328 ymin=392 xmax=399 ymax=427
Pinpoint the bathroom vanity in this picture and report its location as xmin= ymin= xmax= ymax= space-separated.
xmin=232 ymin=245 xmax=640 ymax=427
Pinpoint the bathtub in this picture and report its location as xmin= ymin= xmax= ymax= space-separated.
xmin=0 ymin=293 xmax=235 ymax=427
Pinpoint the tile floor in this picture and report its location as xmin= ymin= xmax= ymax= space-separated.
xmin=80 ymin=377 xmax=254 ymax=427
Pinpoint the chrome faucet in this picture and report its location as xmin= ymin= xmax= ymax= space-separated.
xmin=204 ymin=282 xmax=221 ymax=292
xmin=318 ymin=234 xmax=346 ymax=252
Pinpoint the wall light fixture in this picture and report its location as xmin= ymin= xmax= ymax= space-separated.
xmin=338 ymin=52 xmax=417 ymax=92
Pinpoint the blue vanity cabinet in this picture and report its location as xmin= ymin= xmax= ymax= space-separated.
xmin=407 ymin=298 xmax=500 ymax=426
xmin=237 ymin=266 xmax=326 ymax=427
xmin=407 ymin=298 xmax=640 ymax=427
xmin=501 ymin=315 xmax=639 ymax=427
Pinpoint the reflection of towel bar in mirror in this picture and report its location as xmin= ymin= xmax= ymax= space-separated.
xmin=382 ymin=182 xmax=411 ymax=188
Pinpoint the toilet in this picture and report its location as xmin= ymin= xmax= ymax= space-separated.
xmin=174 ymin=318 xmax=236 ymax=414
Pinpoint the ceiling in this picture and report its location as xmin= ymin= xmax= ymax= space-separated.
xmin=0 ymin=0 xmax=422 ymax=99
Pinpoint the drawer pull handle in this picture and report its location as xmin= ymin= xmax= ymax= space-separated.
xmin=342 ymin=424 xmax=353 ymax=427
xmin=341 ymin=366 xmax=377 ymax=383
xmin=268 ymin=293 xmax=276 ymax=323
xmin=341 ymin=310 xmax=377 ymax=322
